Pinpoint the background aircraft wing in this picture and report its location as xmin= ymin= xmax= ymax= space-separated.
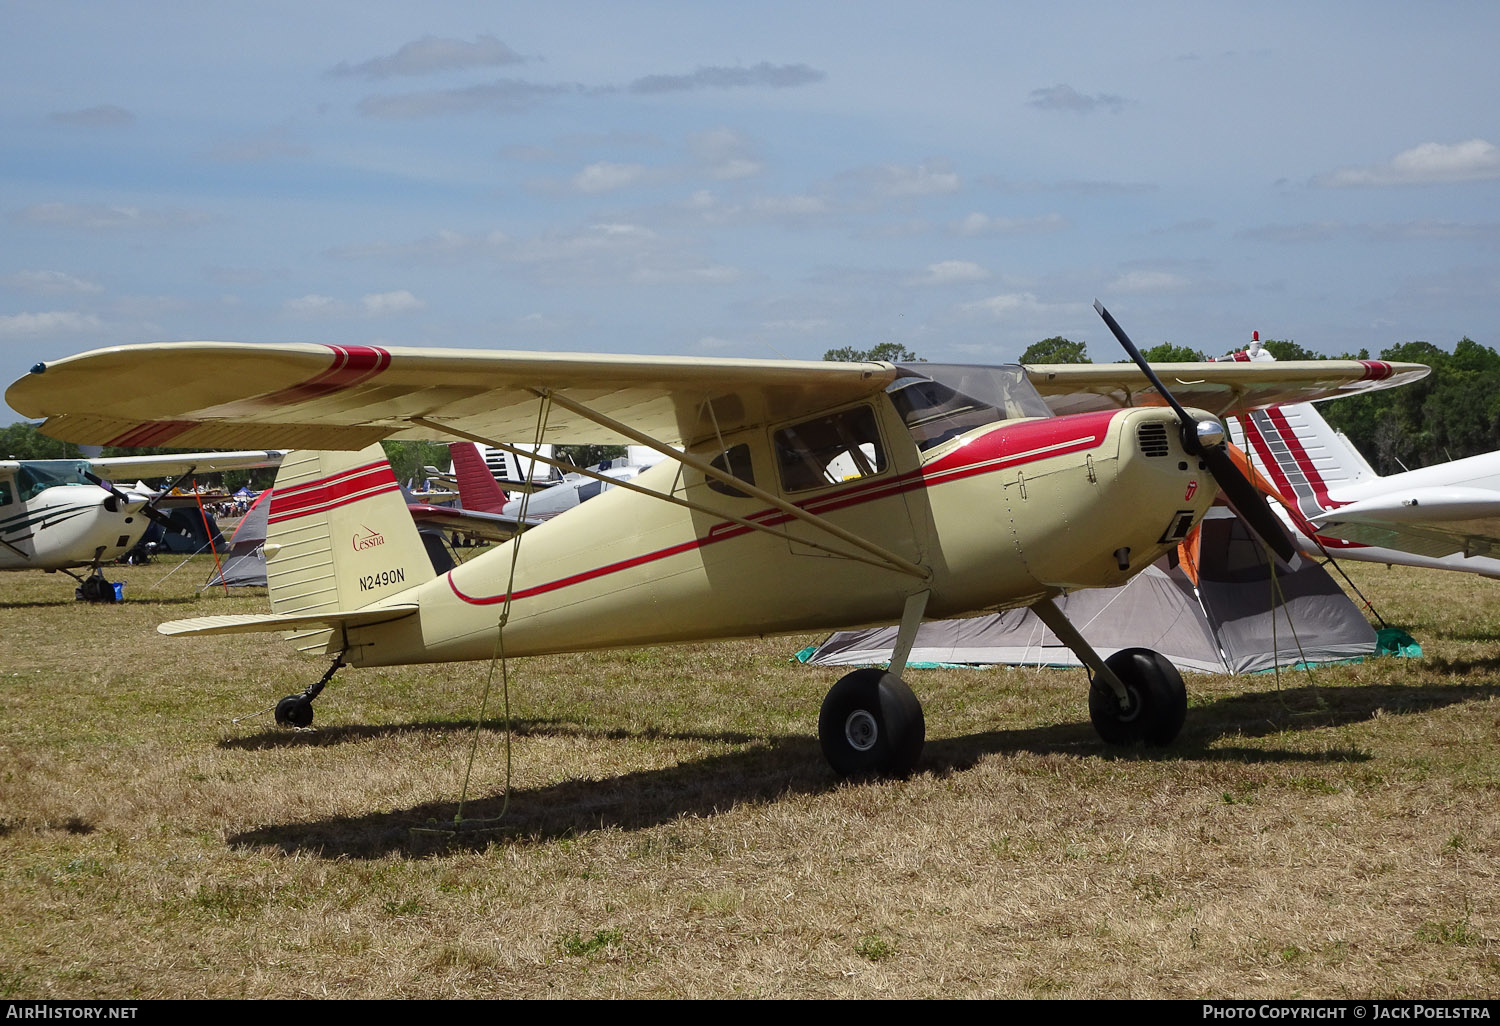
xmin=406 ymin=503 xmax=533 ymax=543
xmin=8 ymin=343 xmax=899 ymax=450
xmin=1027 ymin=360 xmax=1428 ymax=417
xmin=1311 ymin=488 xmax=1500 ymax=559
xmin=85 ymin=449 xmax=286 ymax=479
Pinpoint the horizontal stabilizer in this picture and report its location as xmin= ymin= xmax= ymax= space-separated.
xmin=157 ymin=604 xmax=418 ymax=637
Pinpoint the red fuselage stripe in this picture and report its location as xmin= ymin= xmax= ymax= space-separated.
xmin=447 ymin=410 xmax=1120 ymax=606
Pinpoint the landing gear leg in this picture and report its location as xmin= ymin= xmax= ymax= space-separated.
xmin=1030 ymin=596 xmax=1187 ymax=747
xmin=274 ymin=657 xmax=345 ymax=728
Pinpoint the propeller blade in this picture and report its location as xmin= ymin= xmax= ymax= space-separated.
xmin=1092 ymin=299 xmax=1195 ymax=425
xmin=1093 ymin=299 xmax=1297 ymax=564
xmin=1201 ymin=447 xmax=1298 ymax=563
xmin=84 ymin=471 xmax=178 ymax=530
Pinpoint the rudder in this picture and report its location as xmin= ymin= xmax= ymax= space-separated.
xmin=265 ymin=445 xmax=435 ymax=619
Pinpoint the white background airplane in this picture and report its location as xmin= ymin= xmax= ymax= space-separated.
xmin=0 ymin=450 xmax=285 ymax=600
xmin=1221 ymin=339 xmax=1500 ymax=579
xmin=6 ymin=311 xmax=1424 ymax=772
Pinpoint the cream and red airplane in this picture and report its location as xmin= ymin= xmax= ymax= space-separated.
xmin=0 ymin=450 xmax=285 ymax=600
xmin=6 ymin=308 xmax=1425 ymax=774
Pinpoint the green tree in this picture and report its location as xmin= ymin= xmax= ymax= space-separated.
xmin=1260 ymin=338 xmax=1321 ymax=362
xmin=1141 ymin=342 xmax=1205 ymax=362
xmin=823 ymin=342 xmax=921 ymax=363
xmin=1020 ymin=336 xmax=1090 ymax=364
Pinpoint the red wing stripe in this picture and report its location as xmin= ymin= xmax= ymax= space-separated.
xmin=105 ymin=420 xmax=198 ymax=447
xmin=257 ymin=345 xmax=392 ymax=406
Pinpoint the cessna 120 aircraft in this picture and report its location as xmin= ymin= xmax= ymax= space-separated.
xmin=0 ymin=449 xmax=284 ymax=600
xmin=5 ymin=308 xmax=1424 ymax=774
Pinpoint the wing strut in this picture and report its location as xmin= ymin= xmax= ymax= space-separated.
xmin=409 ymin=404 xmax=931 ymax=582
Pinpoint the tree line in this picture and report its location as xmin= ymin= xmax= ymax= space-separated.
xmin=1015 ymin=334 xmax=1500 ymax=475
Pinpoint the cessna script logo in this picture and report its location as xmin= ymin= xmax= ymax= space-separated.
xmin=352 ymin=526 xmax=385 ymax=551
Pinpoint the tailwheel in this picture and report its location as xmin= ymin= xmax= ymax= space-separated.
xmin=818 ymin=668 xmax=925 ymax=778
xmin=274 ymin=695 xmax=314 ymax=728
xmin=271 ymin=657 xmax=343 ymax=728
xmin=1088 ymin=647 xmax=1186 ymax=746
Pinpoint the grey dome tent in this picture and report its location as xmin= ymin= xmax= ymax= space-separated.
xmin=800 ymin=509 xmax=1378 ymax=675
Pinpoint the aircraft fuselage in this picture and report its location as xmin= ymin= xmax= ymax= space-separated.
xmin=337 ymin=400 xmax=1217 ymax=667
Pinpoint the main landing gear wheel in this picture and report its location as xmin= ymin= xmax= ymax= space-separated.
xmin=274 ymin=695 xmax=314 ymax=728
xmin=818 ymin=668 xmax=925 ymax=778
xmin=1088 ymin=647 xmax=1186 ymax=746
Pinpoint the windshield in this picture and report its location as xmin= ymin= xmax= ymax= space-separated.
xmin=888 ymin=363 xmax=1052 ymax=450
xmin=16 ymin=461 xmax=93 ymax=502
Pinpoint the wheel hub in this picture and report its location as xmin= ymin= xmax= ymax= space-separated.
xmin=844 ymin=710 xmax=878 ymax=752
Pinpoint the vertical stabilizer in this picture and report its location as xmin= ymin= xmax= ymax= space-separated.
xmin=265 ymin=446 xmax=436 ymax=625
xmin=1232 ymin=403 xmax=1377 ymax=522
xmin=450 ymin=442 xmax=508 ymax=513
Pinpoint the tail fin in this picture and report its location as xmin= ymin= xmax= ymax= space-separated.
xmin=265 ymin=445 xmax=436 ymax=618
xmin=449 ymin=442 xmax=508 ymax=513
xmin=1231 ymin=403 xmax=1376 ymax=523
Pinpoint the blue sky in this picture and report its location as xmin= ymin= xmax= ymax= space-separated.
xmin=4 ymin=1 xmax=1498 ymax=421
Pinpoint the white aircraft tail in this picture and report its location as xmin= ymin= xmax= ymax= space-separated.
xmin=1231 ymin=403 xmax=1378 ymax=522
xmin=264 ymin=446 xmax=436 ymax=625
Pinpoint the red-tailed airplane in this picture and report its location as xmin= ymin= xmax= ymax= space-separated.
xmin=5 ymin=307 xmax=1425 ymax=774
xmin=0 ymin=449 xmax=284 ymax=600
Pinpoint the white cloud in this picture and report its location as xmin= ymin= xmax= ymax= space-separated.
xmin=909 ymin=260 xmax=989 ymax=285
xmin=283 ymin=294 xmax=344 ymax=317
xmin=959 ymin=292 xmax=1043 ymax=317
xmin=572 ymin=161 xmax=651 ymax=194
xmin=690 ymin=128 xmax=764 ymax=180
xmin=2 ymin=270 xmax=102 ymax=295
xmin=1108 ymin=270 xmax=1188 ymax=293
xmin=628 ymin=63 xmax=824 ymax=94
xmin=1027 ymin=84 xmax=1126 ymax=114
xmin=331 ymin=35 xmax=526 ymax=79
xmin=361 ymin=290 xmax=425 ymax=315
xmin=954 ymin=212 xmax=1066 ymax=236
xmin=329 ymin=229 xmax=509 ymax=262
xmin=867 ymin=160 xmax=961 ymax=198
xmin=1318 ymin=139 xmax=1500 ymax=187
xmin=0 ymin=311 xmax=104 ymax=337
xmin=14 ymin=203 xmax=208 ymax=231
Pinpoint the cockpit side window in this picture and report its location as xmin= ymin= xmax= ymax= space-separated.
xmin=707 ymin=443 xmax=755 ymax=497
xmin=774 ymin=405 xmax=887 ymax=492
xmin=0 ymin=478 xmax=13 ymax=507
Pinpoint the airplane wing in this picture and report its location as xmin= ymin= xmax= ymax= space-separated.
xmin=1311 ymin=488 xmax=1500 ymax=559
xmin=1026 ymin=360 xmax=1428 ymax=418
xmin=85 ymin=449 xmax=286 ymax=479
xmin=7 ymin=343 xmax=899 ymax=450
xmin=406 ymin=502 xmax=533 ymax=543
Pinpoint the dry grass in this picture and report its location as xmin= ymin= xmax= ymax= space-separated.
xmin=2 ymin=556 xmax=1498 ymax=998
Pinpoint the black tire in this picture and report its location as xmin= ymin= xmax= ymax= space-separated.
xmin=274 ymin=695 xmax=314 ymax=728
xmin=818 ymin=668 xmax=925 ymax=777
xmin=1088 ymin=647 xmax=1186 ymax=746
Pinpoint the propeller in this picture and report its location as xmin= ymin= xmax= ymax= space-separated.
xmin=83 ymin=471 xmax=181 ymax=532
xmin=1093 ymin=299 xmax=1297 ymax=563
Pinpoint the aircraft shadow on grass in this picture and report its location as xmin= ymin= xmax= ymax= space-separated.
xmin=225 ymin=677 xmax=1500 ymax=860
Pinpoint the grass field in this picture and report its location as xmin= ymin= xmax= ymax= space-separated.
xmin=1 ymin=555 xmax=1497 ymax=999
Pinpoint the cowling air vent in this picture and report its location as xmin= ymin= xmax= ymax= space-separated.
xmin=1137 ymin=421 xmax=1170 ymax=457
